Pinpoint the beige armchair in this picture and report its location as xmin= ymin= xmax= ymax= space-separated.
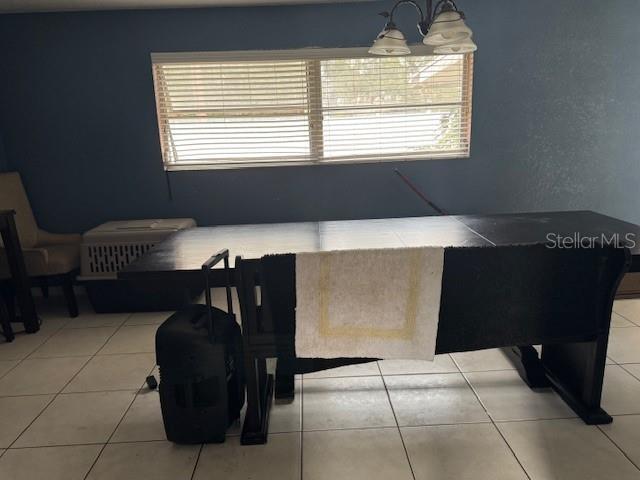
xmin=0 ymin=172 xmax=81 ymax=317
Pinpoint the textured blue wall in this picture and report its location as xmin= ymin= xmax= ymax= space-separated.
xmin=0 ymin=131 xmax=7 ymax=172
xmin=0 ymin=0 xmax=638 ymax=233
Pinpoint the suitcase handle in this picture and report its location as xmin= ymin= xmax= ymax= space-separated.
xmin=202 ymin=248 xmax=233 ymax=343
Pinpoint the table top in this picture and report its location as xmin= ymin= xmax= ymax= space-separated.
xmin=119 ymin=210 xmax=640 ymax=281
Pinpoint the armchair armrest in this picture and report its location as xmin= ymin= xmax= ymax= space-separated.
xmin=0 ymin=247 xmax=49 ymax=278
xmin=1 ymin=246 xmax=49 ymax=262
xmin=36 ymin=230 xmax=81 ymax=247
xmin=24 ymin=247 xmax=49 ymax=264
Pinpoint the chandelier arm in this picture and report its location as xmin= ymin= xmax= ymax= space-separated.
xmin=433 ymin=0 xmax=463 ymax=18
xmin=388 ymin=0 xmax=426 ymax=25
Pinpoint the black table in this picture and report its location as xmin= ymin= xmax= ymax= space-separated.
xmin=121 ymin=211 xmax=640 ymax=282
xmin=120 ymin=210 xmax=640 ymax=443
xmin=0 ymin=210 xmax=39 ymax=337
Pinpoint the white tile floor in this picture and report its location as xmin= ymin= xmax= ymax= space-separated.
xmin=0 ymin=295 xmax=640 ymax=479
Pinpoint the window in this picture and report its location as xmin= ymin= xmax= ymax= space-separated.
xmin=152 ymin=48 xmax=473 ymax=170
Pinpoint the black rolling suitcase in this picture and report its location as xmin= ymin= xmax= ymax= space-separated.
xmin=155 ymin=249 xmax=244 ymax=444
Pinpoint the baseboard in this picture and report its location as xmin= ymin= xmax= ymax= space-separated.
xmin=616 ymin=272 xmax=640 ymax=299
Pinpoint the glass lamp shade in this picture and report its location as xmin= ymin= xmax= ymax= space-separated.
xmin=369 ymin=27 xmax=411 ymax=56
xmin=433 ymin=36 xmax=478 ymax=54
xmin=423 ymin=10 xmax=473 ymax=46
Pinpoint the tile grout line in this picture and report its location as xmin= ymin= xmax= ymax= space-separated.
xmin=5 ymin=313 xmax=134 ymax=451
xmin=27 ymin=351 xmax=159 ymax=359
xmin=619 ymin=364 xmax=640 ymax=383
xmin=612 ymin=308 xmax=640 ymax=327
xmin=0 ymin=317 xmax=73 ymax=378
xmin=597 ymin=425 xmax=640 ymax=472
xmin=106 ymin=361 xmax=159 ymax=444
xmin=377 ymin=361 xmax=417 ymax=480
xmin=3 ymin=360 xmax=92 ymax=450
xmin=26 ymin=318 xmax=130 ymax=360
xmin=0 ymin=387 xmax=145 ymax=399
xmin=6 ymin=439 xmax=153 ymax=450
xmin=303 ymin=367 xmax=522 ymax=380
xmin=458 ymin=369 xmax=533 ymax=480
xmin=0 ymin=316 xmax=78 ymax=451
xmin=608 ymin=413 xmax=640 ymax=418
xmin=301 ymin=423 xmax=479 ymax=434
xmin=304 ymin=369 xmax=485 ymax=383
xmin=3 ymin=415 xmax=603 ymax=451
xmin=189 ymin=444 xmax=205 ymax=480
xmin=82 ymin=359 xmax=156 ymax=480
xmin=50 ymin=315 xmax=134 ymax=389
xmin=0 ymin=357 xmax=28 ymax=379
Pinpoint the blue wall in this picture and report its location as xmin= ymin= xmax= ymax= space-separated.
xmin=0 ymin=131 xmax=7 ymax=172
xmin=0 ymin=0 xmax=638 ymax=233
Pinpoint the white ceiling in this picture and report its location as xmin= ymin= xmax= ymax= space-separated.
xmin=0 ymin=0 xmax=373 ymax=14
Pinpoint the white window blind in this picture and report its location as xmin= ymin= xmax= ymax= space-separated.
xmin=152 ymin=48 xmax=473 ymax=170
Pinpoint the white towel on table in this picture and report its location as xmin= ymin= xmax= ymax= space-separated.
xmin=295 ymin=247 xmax=445 ymax=361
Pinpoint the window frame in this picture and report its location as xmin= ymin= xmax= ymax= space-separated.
xmin=151 ymin=46 xmax=474 ymax=171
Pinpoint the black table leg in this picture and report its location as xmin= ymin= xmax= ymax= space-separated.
xmin=241 ymin=354 xmax=273 ymax=445
xmin=503 ymin=346 xmax=551 ymax=388
xmin=1 ymin=214 xmax=39 ymax=333
xmin=0 ymin=295 xmax=14 ymax=342
xmin=542 ymin=335 xmax=612 ymax=425
xmin=505 ymin=337 xmax=612 ymax=425
xmin=275 ymin=358 xmax=296 ymax=401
